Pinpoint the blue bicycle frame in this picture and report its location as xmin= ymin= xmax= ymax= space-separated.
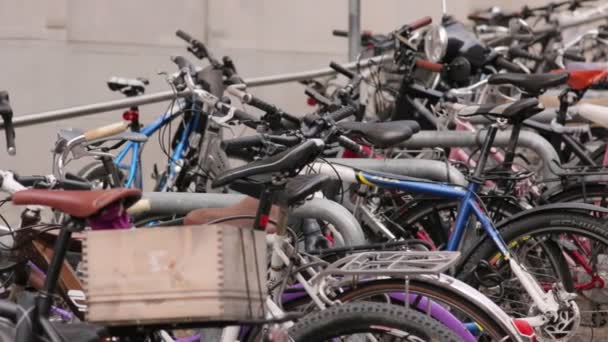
xmin=355 ymin=171 xmax=511 ymax=258
xmin=114 ymin=99 xmax=202 ymax=189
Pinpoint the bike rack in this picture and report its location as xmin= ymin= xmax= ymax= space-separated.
xmin=127 ymin=193 xmax=367 ymax=246
xmin=325 ymin=158 xmax=468 ymax=186
xmin=398 ymin=129 xmax=561 ymax=182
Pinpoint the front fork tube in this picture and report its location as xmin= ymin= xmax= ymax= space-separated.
xmin=468 ymin=195 xmax=562 ymax=320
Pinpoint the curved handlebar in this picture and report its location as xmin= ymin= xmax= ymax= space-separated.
xmin=415 ymin=59 xmax=444 ymax=73
xmin=408 ymin=16 xmax=432 ymax=31
xmin=327 ymin=105 xmax=358 ymax=122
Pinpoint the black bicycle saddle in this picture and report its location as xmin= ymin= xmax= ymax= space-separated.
xmin=212 ymin=139 xmax=325 ymax=188
xmin=488 ymin=72 xmax=569 ymax=95
xmin=337 ymin=120 xmax=421 ymax=148
xmin=458 ymin=98 xmax=543 ymax=123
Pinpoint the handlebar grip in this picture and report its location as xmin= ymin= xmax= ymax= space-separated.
xmin=172 ymin=55 xmax=196 ymax=74
xmin=415 ymin=59 xmax=444 ymax=73
xmin=249 ymin=96 xmax=277 ymax=114
xmin=58 ymin=179 xmax=92 ymax=190
xmin=221 ymin=135 xmax=264 ymax=153
xmin=563 ymin=50 xmax=586 ymax=62
xmin=176 ymin=30 xmax=194 ymax=43
xmin=0 ymin=91 xmax=15 ymax=155
xmin=83 ymin=121 xmax=130 ymax=142
xmin=234 ymin=108 xmax=256 ymax=121
xmin=337 ymin=135 xmax=364 ymax=154
xmin=329 ymin=61 xmax=355 ymax=79
xmin=13 ymin=175 xmax=46 ymax=187
xmin=332 ymin=30 xmax=349 ymax=37
xmin=408 ymin=16 xmax=432 ymax=31
xmin=267 ymin=135 xmax=301 ymax=147
xmin=509 ymin=47 xmax=543 ymax=62
xmin=4 ymin=125 xmax=15 ymax=156
xmin=495 ymin=56 xmax=523 ymax=73
xmin=327 ymin=105 xmax=357 ymax=122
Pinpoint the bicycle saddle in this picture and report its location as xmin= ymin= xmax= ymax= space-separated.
xmin=231 ymin=174 xmax=331 ymax=206
xmin=458 ymin=98 xmax=543 ymax=123
xmin=212 ymin=139 xmax=325 ymax=188
xmin=337 ymin=120 xmax=421 ymax=148
xmin=12 ymin=188 xmax=141 ymax=218
xmin=107 ymin=76 xmax=149 ymax=97
xmin=488 ymin=72 xmax=569 ymax=95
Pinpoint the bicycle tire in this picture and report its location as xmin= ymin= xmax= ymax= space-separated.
xmin=0 ymin=318 xmax=14 ymax=341
xmin=334 ymin=278 xmax=512 ymax=341
xmin=391 ymin=198 xmax=522 ymax=247
xmin=460 ymin=212 xmax=608 ymax=336
xmin=78 ymin=162 xmax=126 ymax=189
xmin=288 ymin=302 xmax=460 ymax=341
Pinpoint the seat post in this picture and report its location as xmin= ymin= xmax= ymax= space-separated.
xmin=503 ymin=121 xmax=522 ymax=167
xmin=36 ymin=220 xmax=80 ymax=316
xmin=472 ymin=125 xmax=499 ymax=181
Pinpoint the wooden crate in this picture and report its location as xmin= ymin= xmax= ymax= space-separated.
xmin=82 ymin=224 xmax=267 ymax=325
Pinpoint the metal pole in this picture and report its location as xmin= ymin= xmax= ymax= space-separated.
xmin=348 ymin=0 xmax=361 ymax=61
xmin=5 ymin=90 xmax=192 ymax=129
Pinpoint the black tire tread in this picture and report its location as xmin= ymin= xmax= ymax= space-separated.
xmin=289 ymin=302 xmax=460 ymax=341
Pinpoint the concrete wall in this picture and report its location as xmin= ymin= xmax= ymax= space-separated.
xmin=0 ymin=0 xmax=495 ymax=183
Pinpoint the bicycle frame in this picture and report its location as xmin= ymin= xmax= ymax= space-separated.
xmin=114 ymin=98 xmax=203 ymax=189
xmin=355 ymin=171 xmax=510 ymax=254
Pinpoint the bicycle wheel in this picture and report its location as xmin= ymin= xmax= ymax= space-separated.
xmin=335 ymin=278 xmax=512 ymax=341
xmin=288 ymin=302 xmax=460 ymax=342
xmin=389 ymin=198 xmax=522 ymax=248
xmin=78 ymin=162 xmax=126 ymax=189
xmin=460 ymin=212 xmax=608 ymax=339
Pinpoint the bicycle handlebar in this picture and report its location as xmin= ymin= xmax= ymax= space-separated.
xmin=222 ymin=134 xmax=301 ymax=154
xmin=221 ymin=135 xmax=264 ymax=152
xmin=495 ymin=56 xmax=523 ymax=72
xmin=14 ymin=175 xmax=91 ymax=190
xmin=408 ymin=16 xmax=433 ymax=31
xmin=509 ymin=47 xmax=544 ymax=62
xmin=329 ymin=61 xmax=356 ymax=79
xmin=175 ymin=29 xmax=218 ymax=65
xmin=563 ymin=50 xmax=586 ymax=62
xmin=415 ymin=59 xmax=444 ymax=73
xmin=0 ymin=91 xmax=15 ymax=155
xmin=328 ymin=105 xmax=358 ymax=122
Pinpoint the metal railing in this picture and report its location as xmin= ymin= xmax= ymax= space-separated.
xmin=3 ymin=54 xmax=391 ymax=129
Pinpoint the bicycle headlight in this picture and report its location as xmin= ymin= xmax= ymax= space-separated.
xmin=424 ymin=25 xmax=448 ymax=62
